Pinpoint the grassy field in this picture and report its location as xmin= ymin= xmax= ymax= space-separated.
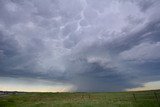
xmin=0 ymin=90 xmax=160 ymax=107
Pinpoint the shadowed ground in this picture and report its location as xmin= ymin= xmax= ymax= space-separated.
xmin=0 ymin=90 xmax=160 ymax=107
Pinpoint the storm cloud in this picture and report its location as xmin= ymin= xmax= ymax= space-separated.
xmin=0 ymin=0 xmax=160 ymax=92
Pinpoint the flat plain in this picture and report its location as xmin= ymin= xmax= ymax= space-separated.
xmin=0 ymin=90 xmax=160 ymax=107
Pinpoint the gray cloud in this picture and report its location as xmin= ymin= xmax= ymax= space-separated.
xmin=0 ymin=0 xmax=160 ymax=92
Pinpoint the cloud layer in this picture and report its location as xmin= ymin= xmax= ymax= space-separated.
xmin=0 ymin=0 xmax=160 ymax=91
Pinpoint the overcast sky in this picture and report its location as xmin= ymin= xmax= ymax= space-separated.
xmin=0 ymin=0 xmax=160 ymax=92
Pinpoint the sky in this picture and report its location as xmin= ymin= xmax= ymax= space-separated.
xmin=0 ymin=0 xmax=160 ymax=92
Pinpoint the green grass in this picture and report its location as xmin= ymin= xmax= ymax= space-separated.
xmin=0 ymin=90 xmax=160 ymax=107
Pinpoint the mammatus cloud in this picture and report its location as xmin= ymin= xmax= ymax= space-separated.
xmin=0 ymin=0 xmax=160 ymax=92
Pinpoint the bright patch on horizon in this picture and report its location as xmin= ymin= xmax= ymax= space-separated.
xmin=127 ymin=81 xmax=160 ymax=91
xmin=0 ymin=77 xmax=73 ymax=92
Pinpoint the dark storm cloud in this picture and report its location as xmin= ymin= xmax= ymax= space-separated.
xmin=0 ymin=0 xmax=160 ymax=91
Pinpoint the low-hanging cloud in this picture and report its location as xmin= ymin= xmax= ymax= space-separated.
xmin=0 ymin=0 xmax=160 ymax=92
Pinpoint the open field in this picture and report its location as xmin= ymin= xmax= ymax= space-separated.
xmin=0 ymin=90 xmax=160 ymax=107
